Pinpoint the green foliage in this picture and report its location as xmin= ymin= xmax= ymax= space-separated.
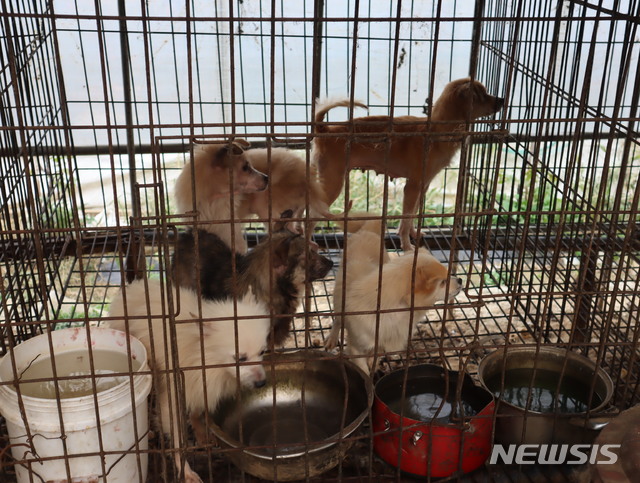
xmin=483 ymin=268 xmax=511 ymax=288
xmin=332 ymin=170 xmax=455 ymax=228
xmin=494 ymin=141 xmax=640 ymax=227
xmin=53 ymin=303 xmax=107 ymax=330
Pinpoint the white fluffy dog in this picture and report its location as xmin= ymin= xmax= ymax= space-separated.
xmin=326 ymin=220 xmax=463 ymax=373
xmin=107 ymin=279 xmax=270 ymax=483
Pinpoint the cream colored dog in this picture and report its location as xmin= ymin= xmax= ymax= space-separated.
xmin=107 ymin=279 xmax=270 ymax=483
xmin=175 ymin=142 xmax=347 ymax=244
xmin=174 ymin=140 xmax=268 ymax=253
xmin=326 ymin=220 xmax=463 ymax=373
xmin=239 ymin=147 xmax=342 ymax=232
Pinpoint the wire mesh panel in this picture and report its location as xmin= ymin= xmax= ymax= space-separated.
xmin=470 ymin=0 xmax=640 ymax=409
xmin=1 ymin=0 xmax=81 ymax=350
xmin=1 ymin=0 xmax=639 ymax=481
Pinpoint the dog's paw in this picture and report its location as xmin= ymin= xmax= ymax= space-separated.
xmin=401 ymin=240 xmax=417 ymax=252
xmin=184 ymin=467 xmax=204 ymax=483
xmin=400 ymin=230 xmax=417 ymax=251
xmin=324 ymin=338 xmax=338 ymax=351
xmin=175 ymin=459 xmax=204 ymax=483
xmin=324 ymin=331 xmax=342 ymax=350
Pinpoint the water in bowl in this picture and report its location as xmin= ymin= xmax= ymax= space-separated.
xmin=485 ymin=367 xmax=603 ymax=413
xmin=223 ymin=400 xmax=348 ymax=456
xmin=17 ymin=349 xmax=142 ymax=399
xmin=385 ymin=378 xmax=478 ymax=423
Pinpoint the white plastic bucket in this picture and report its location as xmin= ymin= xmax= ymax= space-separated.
xmin=0 ymin=327 xmax=152 ymax=482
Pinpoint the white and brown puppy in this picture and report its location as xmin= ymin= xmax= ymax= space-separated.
xmin=107 ymin=279 xmax=270 ymax=483
xmin=313 ymin=78 xmax=504 ymax=251
xmin=174 ymin=140 xmax=268 ymax=253
xmin=326 ymin=222 xmax=463 ymax=373
xmin=172 ymin=214 xmax=334 ymax=347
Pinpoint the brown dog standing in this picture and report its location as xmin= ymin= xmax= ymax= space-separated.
xmin=313 ymin=78 xmax=504 ymax=251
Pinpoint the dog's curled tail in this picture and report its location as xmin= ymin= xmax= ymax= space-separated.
xmin=313 ymin=98 xmax=368 ymax=131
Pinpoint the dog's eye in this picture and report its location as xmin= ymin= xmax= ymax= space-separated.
xmin=440 ymin=280 xmax=447 ymax=287
xmin=260 ymin=349 xmax=266 ymax=356
xmin=242 ymin=163 xmax=251 ymax=173
xmin=236 ymin=354 xmax=248 ymax=363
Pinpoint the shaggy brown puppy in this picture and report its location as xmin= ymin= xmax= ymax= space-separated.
xmin=172 ymin=215 xmax=333 ymax=346
xmin=313 ymin=78 xmax=504 ymax=251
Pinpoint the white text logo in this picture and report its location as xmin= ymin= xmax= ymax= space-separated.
xmin=489 ymin=444 xmax=620 ymax=465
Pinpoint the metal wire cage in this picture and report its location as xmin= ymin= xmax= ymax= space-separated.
xmin=1 ymin=0 xmax=639 ymax=481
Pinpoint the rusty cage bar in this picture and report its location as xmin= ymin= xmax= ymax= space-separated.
xmin=1 ymin=0 xmax=639 ymax=481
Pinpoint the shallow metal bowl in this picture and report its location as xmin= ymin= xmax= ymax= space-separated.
xmin=210 ymin=350 xmax=372 ymax=481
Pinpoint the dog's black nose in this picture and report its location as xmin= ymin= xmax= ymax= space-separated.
xmin=308 ymin=257 xmax=333 ymax=281
xmin=456 ymin=277 xmax=463 ymax=285
xmin=254 ymin=379 xmax=266 ymax=389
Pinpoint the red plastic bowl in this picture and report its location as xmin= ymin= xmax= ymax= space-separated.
xmin=372 ymin=364 xmax=494 ymax=477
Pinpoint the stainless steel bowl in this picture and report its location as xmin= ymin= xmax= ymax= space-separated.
xmin=478 ymin=346 xmax=614 ymax=445
xmin=210 ymin=350 xmax=372 ymax=481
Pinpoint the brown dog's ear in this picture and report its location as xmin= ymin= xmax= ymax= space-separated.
xmin=403 ymin=263 xmax=437 ymax=304
xmin=271 ymin=236 xmax=296 ymax=275
xmin=413 ymin=262 xmax=430 ymax=281
xmin=471 ymin=82 xmax=489 ymax=101
xmin=454 ymin=80 xmax=474 ymax=101
xmin=212 ymin=144 xmax=233 ymax=167
xmin=457 ymin=79 xmax=490 ymax=104
xmin=212 ymin=139 xmax=248 ymax=167
xmin=231 ymin=138 xmax=251 ymax=153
